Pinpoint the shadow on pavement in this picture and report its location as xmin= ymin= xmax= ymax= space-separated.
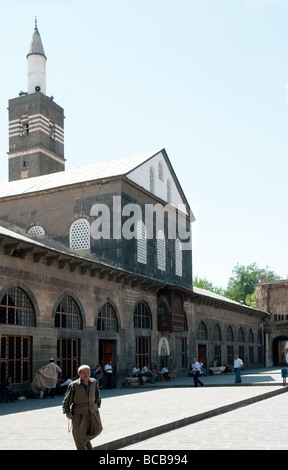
xmin=0 ymin=367 xmax=283 ymax=415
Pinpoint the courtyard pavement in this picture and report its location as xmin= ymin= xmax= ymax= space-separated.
xmin=0 ymin=367 xmax=287 ymax=451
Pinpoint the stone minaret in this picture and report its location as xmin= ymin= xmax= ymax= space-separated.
xmin=8 ymin=19 xmax=65 ymax=182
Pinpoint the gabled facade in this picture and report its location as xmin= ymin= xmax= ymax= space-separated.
xmin=0 ymin=149 xmax=194 ymax=289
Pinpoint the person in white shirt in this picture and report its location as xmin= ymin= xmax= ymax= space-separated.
xmin=132 ymin=364 xmax=143 ymax=384
xmin=160 ymin=366 xmax=169 ymax=381
xmin=191 ymin=357 xmax=204 ymax=387
xmin=104 ymin=360 xmax=113 ymax=388
xmin=233 ymin=354 xmax=243 ymax=383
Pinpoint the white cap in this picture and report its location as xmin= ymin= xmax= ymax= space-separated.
xmin=78 ymin=364 xmax=90 ymax=373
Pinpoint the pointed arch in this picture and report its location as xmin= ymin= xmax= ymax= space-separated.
xmin=54 ymin=294 xmax=83 ymax=330
xmin=134 ymin=301 xmax=152 ymax=329
xmin=97 ymin=302 xmax=118 ymax=332
xmin=213 ymin=323 xmax=222 ymax=341
xmin=238 ymin=327 xmax=245 ymax=342
xmin=226 ymin=325 xmax=234 ymax=342
xmin=248 ymin=329 xmax=254 ymax=343
xmin=0 ymin=286 xmax=36 ymax=326
xmin=197 ymin=321 xmax=208 ymax=341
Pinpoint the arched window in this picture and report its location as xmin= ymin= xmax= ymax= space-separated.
xmin=175 ymin=238 xmax=182 ymax=276
xmin=137 ymin=220 xmax=147 ymax=264
xmin=197 ymin=321 xmax=207 ymax=341
xmin=226 ymin=326 xmax=234 ymax=342
xmin=248 ymin=329 xmax=254 ymax=343
xmin=238 ymin=327 xmax=245 ymax=342
xmin=97 ymin=302 xmax=118 ymax=332
xmin=149 ymin=166 xmax=155 ymax=193
xmin=134 ymin=301 xmax=152 ymax=329
xmin=157 ymin=230 xmax=166 ymax=271
xmin=69 ymin=219 xmax=90 ymax=251
xmin=55 ymin=296 xmax=83 ymax=330
xmin=27 ymin=225 xmax=45 ymax=236
xmin=213 ymin=323 xmax=222 ymax=341
xmin=0 ymin=287 xmax=36 ymax=326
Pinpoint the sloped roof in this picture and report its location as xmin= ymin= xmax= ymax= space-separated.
xmin=193 ymin=286 xmax=241 ymax=305
xmin=191 ymin=285 xmax=269 ymax=318
xmin=0 ymin=149 xmax=161 ymax=198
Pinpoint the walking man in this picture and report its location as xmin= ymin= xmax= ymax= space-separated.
xmin=233 ymin=354 xmax=243 ymax=384
xmin=191 ymin=357 xmax=204 ymax=387
xmin=62 ymin=365 xmax=102 ymax=450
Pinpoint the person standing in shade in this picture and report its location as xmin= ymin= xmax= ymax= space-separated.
xmin=191 ymin=357 xmax=204 ymax=387
xmin=104 ymin=360 xmax=113 ymax=388
xmin=233 ymin=354 xmax=243 ymax=384
xmin=62 ymin=365 xmax=102 ymax=450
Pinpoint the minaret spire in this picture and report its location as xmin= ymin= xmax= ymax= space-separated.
xmin=7 ymin=20 xmax=65 ymax=181
xmin=27 ymin=19 xmax=47 ymax=94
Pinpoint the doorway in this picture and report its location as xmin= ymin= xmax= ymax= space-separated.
xmin=198 ymin=344 xmax=206 ymax=367
xmin=272 ymin=337 xmax=288 ymax=366
xmin=99 ymin=339 xmax=116 ymax=387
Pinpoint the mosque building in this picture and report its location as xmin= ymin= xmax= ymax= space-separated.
xmin=0 ymin=22 xmax=270 ymax=390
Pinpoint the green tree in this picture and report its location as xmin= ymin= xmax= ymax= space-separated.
xmin=193 ymin=275 xmax=225 ymax=296
xmin=224 ymin=262 xmax=281 ymax=304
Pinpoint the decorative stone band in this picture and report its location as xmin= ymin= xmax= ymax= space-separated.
xmin=8 ymin=146 xmax=65 ymax=164
xmin=9 ymin=113 xmax=64 ymax=144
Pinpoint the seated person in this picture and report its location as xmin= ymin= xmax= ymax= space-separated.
xmin=132 ymin=364 xmax=143 ymax=384
xmin=56 ymin=376 xmax=72 ymax=394
xmin=160 ymin=366 xmax=170 ymax=381
xmin=91 ymin=365 xmax=108 ymax=390
xmin=0 ymin=377 xmax=16 ymax=402
xmin=141 ymin=365 xmax=152 ymax=382
xmin=150 ymin=365 xmax=160 ymax=383
xmin=0 ymin=382 xmax=9 ymax=402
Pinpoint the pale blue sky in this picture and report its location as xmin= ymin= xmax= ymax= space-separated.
xmin=0 ymin=0 xmax=287 ymax=289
